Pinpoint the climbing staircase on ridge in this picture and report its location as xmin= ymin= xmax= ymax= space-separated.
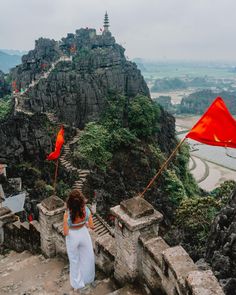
xmin=14 ymin=55 xmax=72 ymax=116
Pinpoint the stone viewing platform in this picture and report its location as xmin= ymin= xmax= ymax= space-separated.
xmin=1 ymin=194 xmax=224 ymax=294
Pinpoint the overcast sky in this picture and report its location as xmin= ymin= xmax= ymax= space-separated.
xmin=1 ymin=0 xmax=236 ymax=61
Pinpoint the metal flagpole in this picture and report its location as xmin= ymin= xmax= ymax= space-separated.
xmin=139 ymin=137 xmax=186 ymax=198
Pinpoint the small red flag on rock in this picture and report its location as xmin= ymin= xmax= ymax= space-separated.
xmin=47 ymin=126 xmax=65 ymax=160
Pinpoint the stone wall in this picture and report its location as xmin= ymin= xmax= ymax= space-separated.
xmin=4 ymin=220 xmax=40 ymax=254
xmin=0 ymin=206 xmax=40 ymax=254
xmin=109 ymin=197 xmax=224 ymax=295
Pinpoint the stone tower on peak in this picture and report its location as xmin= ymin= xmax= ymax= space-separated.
xmin=103 ymin=11 xmax=109 ymax=33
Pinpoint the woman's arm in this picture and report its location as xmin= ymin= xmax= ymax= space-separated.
xmin=88 ymin=214 xmax=94 ymax=230
xmin=63 ymin=211 xmax=69 ymax=236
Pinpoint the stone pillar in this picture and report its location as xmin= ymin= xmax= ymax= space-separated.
xmin=111 ymin=197 xmax=163 ymax=284
xmin=37 ymin=195 xmax=65 ymax=257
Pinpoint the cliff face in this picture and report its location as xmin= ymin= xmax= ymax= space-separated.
xmin=0 ymin=70 xmax=10 ymax=98
xmin=206 ymin=189 xmax=236 ymax=294
xmin=0 ymin=113 xmax=52 ymax=164
xmin=10 ymin=38 xmax=60 ymax=90
xmin=10 ymin=29 xmax=149 ymax=128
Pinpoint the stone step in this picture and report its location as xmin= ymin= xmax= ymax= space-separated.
xmin=73 ymin=186 xmax=82 ymax=189
xmin=79 ymin=174 xmax=89 ymax=178
xmin=90 ymin=277 xmax=117 ymax=295
xmin=74 ymin=180 xmax=83 ymax=184
xmin=13 ymin=220 xmax=21 ymax=229
xmin=107 ymin=285 xmax=145 ymax=295
xmin=96 ymin=228 xmax=110 ymax=236
xmin=94 ymin=224 xmax=105 ymax=231
xmin=21 ymin=221 xmax=30 ymax=230
xmin=78 ymin=169 xmax=90 ymax=174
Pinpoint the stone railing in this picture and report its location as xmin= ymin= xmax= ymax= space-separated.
xmin=0 ymin=207 xmax=40 ymax=254
xmin=109 ymin=197 xmax=223 ymax=295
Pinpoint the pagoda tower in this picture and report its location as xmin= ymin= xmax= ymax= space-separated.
xmin=103 ymin=11 xmax=109 ymax=33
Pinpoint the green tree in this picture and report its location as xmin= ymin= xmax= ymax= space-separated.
xmin=128 ymin=95 xmax=161 ymax=138
xmin=76 ymin=122 xmax=112 ymax=171
xmin=163 ymin=169 xmax=187 ymax=207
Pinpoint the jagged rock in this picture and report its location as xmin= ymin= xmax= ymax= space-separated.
xmin=0 ymin=70 xmax=10 ymax=98
xmin=10 ymin=38 xmax=60 ymax=90
xmin=0 ymin=113 xmax=52 ymax=163
xmin=206 ymin=188 xmax=236 ymax=294
xmin=10 ymin=29 xmax=149 ymax=128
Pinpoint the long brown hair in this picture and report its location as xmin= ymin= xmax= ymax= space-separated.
xmin=66 ymin=189 xmax=85 ymax=222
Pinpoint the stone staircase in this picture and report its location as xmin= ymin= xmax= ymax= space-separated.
xmin=14 ymin=55 xmax=72 ymax=116
xmin=0 ymin=250 xmax=145 ymax=295
xmin=93 ymin=214 xmax=114 ymax=238
xmin=13 ymin=52 xmax=91 ymax=193
xmin=59 ymin=128 xmax=92 ymax=192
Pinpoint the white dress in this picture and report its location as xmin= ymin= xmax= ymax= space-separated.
xmin=66 ymin=211 xmax=95 ymax=289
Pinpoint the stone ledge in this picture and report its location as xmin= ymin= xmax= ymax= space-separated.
xmin=0 ymin=212 xmax=17 ymax=224
xmin=142 ymin=237 xmax=169 ymax=267
xmin=111 ymin=205 xmax=163 ymax=231
xmin=95 ymin=234 xmax=116 ymax=259
xmin=37 ymin=202 xmax=66 ymax=216
xmin=120 ymin=197 xmax=154 ymax=219
xmin=41 ymin=195 xmax=65 ymax=211
xmin=162 ymin=246 xmax=197 ymax=281
xmin=53 ymin=221 xmax=64 ymax=236
xmin=186 ymin=270 xmax=224 ymax=295
xmin=0 ymin=207 xmax=11 ymax=217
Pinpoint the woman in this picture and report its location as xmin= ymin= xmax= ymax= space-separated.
xmin=63 ymin=189 xmax=95 ymax=293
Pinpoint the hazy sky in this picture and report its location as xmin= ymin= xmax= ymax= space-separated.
xmin=1 ymin=0 xmax=236 ymax=61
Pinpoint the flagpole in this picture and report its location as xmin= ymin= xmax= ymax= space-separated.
xmin=139 ymin=137 xmax=186 ymax=198
xmin=53 ymin=159 xmax=59 ymax=194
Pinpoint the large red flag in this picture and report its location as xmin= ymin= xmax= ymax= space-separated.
xmin=47 ymin=126 xmax=65 ymax=160
xmin=186 ymin=97 xmax=236 ymax=148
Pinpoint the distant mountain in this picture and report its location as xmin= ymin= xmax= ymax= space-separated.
xmin=0 ymin=50 xmax=22 ymax=73
xmin=0 ymin=49 xmax=28 ymax=56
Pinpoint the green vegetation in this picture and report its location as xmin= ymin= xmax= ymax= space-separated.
xmin=128 ymin=95 xmax=161 ymax=138
xmin=0 ymin=95 xmax=12 ymax=120
xmin=174 ymin=196 xmax=222 ymax=257
xmin=74 ymin=95 xmax=163 ymax=171
xmin=163 ymin=169 xmax=187 ymax=206
xmin=165 ymin=179 xmax=235 ymax=259
xmin=74 ymin=94 xmax=198 ymax=210
xmin=151 ymin=78 xmax=186 ymax=92
xmin=76 ymin=122 xmax=113 ymax=171
xmin=178 ymin=89 xmax=236 ymax=115
xmin=211 ymin=180 xmax=236 ymax=205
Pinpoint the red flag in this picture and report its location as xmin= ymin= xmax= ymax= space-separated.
xmin=186 ymin=97 xmax=236 ymax=148
xmin=47 ymin=126 xmax=65 ymax=160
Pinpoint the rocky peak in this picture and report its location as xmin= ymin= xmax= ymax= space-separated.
xmin=10 ymin=38 xmax=61 ymax=90
xmin=11 ymin=28 xmax=149 ymax=128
